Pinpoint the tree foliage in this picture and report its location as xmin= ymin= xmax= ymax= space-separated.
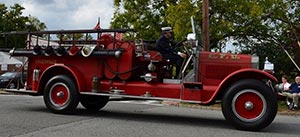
xmin=0 ymin=3 xmax=46 ymax=48
xmin=208 ymin=0 xmax=300 ymax=77
xmin=111 ymin=0 xmax=300 ymax=78
xmin=111 ymin=0 xmax=176 ymax=40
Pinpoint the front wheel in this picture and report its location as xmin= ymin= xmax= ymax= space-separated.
xmin=222 ymin=79 xmax=277 ymax=131
xmin=44 ymin=75 xmax=79 ymax=114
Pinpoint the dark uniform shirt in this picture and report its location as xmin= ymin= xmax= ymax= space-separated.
xmin=289 ymin=83 xmax=300 ymax=94
xmin=155 ymin=34 xmax=178 ymax=55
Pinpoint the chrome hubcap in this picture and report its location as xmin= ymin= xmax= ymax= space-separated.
xmin=56 ymin=91 xmax=64 ymax=99
xmin=245 ymin=101 xmax=254 ymax=110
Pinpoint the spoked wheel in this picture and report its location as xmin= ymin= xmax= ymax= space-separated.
xmin=222 ymin=79 xmax=277 ymax=131
xmin=80 ymin=95 xmax=109 ymax=111
xmin=44 ymin=75 xmax=79 ymax=114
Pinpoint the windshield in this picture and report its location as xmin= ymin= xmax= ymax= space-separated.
xmin=1 ymin=72 xmax=17 ymax=77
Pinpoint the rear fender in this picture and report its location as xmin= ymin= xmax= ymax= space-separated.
xmin=37 ymin=64 xmax=86 ymax=94
xmin=204 ymin=68 xmax=277 ymax=104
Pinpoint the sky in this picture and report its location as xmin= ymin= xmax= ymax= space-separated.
xmin=2 ymin=0 xmax=115 ymax=30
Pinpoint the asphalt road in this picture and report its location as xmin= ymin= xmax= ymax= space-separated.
xmin=0 ymin=95 xmax=300 ymax=137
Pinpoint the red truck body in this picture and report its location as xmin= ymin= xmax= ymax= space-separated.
xmin=3 ymin=29 xmax=278 ymax=131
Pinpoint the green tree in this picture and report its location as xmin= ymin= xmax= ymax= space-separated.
xmin=111 ymin=0 xmax=173 ymax=40
xmin=208 ymin=0 xmax=300 ymax=77
xmin=0 ymin=3 xmax=46 ymax=48
xmin=111 ymin=0 xmax=300 ymax=77
xmin=165 ymin=0 xmax=198 ymax=40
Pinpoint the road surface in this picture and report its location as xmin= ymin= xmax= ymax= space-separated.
xmin=0 ymin=95 xmax=299 ymax=137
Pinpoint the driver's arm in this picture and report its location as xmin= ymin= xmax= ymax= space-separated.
xmin=171 ymin=41 xmax=187 ymax=58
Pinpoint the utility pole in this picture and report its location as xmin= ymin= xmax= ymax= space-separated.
xmin=202 ymin=0 xmax=209 ymax=51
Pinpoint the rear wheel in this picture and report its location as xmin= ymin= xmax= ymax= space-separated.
xmin=80 ymin=95 xmax=109 ymax=111
xmin=222 ymin=79 xmax=277 ymax=131
xmin=44 ymin=75 xmax=79 ymax=114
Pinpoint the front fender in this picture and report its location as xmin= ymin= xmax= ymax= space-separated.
xmin=204 ymin=68 xmax=277 ymax=104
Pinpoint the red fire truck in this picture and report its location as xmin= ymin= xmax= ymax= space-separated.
xmin=2 ymin=28 xmax=278 ymax=131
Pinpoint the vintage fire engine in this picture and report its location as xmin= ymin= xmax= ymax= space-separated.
xmin=2 ymin=28 xmax=278 ymax=131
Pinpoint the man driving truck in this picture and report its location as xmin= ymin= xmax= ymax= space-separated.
xmin=155 ymin=27 xmax=186 ymax=79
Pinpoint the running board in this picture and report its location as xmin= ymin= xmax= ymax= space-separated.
xmin=3 ymin=89 xmax=203 ymax=104
xmin=4 ymin=89 xmax=39 ymax=96
xmin=80 ymin=92 xmax=203 ymax=104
